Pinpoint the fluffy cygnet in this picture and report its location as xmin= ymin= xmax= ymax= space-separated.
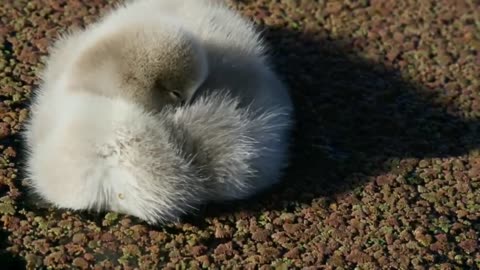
xmin=23 ymin=0 xmax=294 ymax=224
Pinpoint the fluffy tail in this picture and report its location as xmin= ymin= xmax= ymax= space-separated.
xmin=164 ymin=92 xmax=292 ymax=201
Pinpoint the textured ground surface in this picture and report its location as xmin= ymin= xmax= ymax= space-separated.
xmin=0 ymin=0 xmax=479 ymax=269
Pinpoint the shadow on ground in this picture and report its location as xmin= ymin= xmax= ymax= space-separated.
xmin=0 ymin=230 xmax=26 ymax=269
xmin=196 ymin=25 xmax=480 ymax=219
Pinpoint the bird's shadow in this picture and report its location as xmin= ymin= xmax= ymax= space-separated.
xmin=0 ymin=230 xmax=26 ymax=269
xmin=195 ymin=24 xmax=480 ymax=219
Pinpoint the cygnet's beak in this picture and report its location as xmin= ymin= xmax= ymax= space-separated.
xmin=187 ymin=85 xmax=210 ymax=106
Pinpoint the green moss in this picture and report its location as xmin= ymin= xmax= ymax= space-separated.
xmin=103 ymin=212 xmax=119 ymax=225
xmin=405 ymin=171 xmax=423 ymax=185
xmin=87 ymin=240 xmax=101 ymax=249
xmin=0 ymin=201 xmax=15 ymax=215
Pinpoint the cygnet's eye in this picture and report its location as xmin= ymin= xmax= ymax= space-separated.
xmin=169 ymin=90 xmax=183 ymax=101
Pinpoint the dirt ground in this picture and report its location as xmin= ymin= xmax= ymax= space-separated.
xmin=0 ymin=0 xmax=479 ymax=269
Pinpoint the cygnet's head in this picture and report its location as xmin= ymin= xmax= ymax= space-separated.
xmin=69 ymin=22 xmax=208 ymax=111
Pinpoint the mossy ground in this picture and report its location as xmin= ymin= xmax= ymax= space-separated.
xmin=0 ymin=0 xmax=479 ymax=269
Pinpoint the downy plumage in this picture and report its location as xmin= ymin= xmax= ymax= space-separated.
xmin=23 ymin=0 xmax=294 ymax=224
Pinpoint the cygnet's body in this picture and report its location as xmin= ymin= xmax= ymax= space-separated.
xmin=23 ymin=0 xmax=294 ymax=224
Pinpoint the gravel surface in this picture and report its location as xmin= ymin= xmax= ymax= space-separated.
xmin=1 ymin=0 xmax=479 ymax=269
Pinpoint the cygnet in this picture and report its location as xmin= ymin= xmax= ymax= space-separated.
xmin=23 ymin=0 xmax=294 ymax=224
